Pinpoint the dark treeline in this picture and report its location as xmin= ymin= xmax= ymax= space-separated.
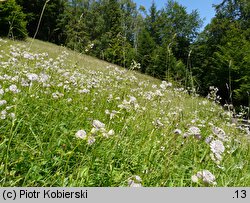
xmin=0 ymin=0 xmax=249 ymax=110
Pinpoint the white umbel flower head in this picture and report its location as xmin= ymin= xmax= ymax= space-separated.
xmin=9 ymin=84 xmax=20 ymax=93
xmin=192 ymin=170 xmax=217 ymax=185
xmin=107 ymin=129 xmax=115 ymax=136
xmin=128 ymin=175 xmax=142 ymax=187
xmin=212 ymin=126 xmax=228 ymax=141
xmin=210 ymin=140 xmax=225 ymax=155
xmin=0 ymin=100 xmax=7 ymax=106
xmin=75 ymin=130 xmax=87 ymax=139
xmin=188 ymin=126 xmax=201 ymax=135
xmin=27 ymin=73 xmax=39 ymax=81
xmin=197 ymin=170 xmax=216 ymax=185
xmin=92 ymin=120 xmax=105 ymax=129
xmin=174 ymin=129 xmax=182 ymax=135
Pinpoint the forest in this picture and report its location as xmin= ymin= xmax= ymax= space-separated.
xmin=0 ymin=0 xmax=250 ymax=113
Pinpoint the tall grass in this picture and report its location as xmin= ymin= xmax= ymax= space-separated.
xmin=0 ymin=38 xmax=249 ymax=186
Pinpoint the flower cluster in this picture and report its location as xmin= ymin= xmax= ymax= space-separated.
xmin=128 ymin=175 xmax=142 ymax=187
xmin=191 ymin=170 xmax=217 ymax=185
xmin=75 ymin=120 xmax=115 ymax=145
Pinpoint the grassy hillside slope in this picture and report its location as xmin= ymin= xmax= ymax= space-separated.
xmin=0 ymin=38 xmax=249 ymax=186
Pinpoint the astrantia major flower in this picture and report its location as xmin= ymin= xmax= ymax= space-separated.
xmin=187 ymin=126 xmax=202 ymax=140
xmin=210 ymin=139 xmax=225 ymax=164
xmin=174 ymin=129 xmax=182 ymax=135
xmin=192 ymin=170 xmax=217 ymax=185
xmin=75 ymin=130 xmax=87 ymax=139
xmin=212 ymin=126 xmax=228 ymax=141
xmin=9 ymin=84 xmax=20 ymax=93
xmin=92 ymin=120 xmax=105 ymax=129
xmin=188 ymin=126 xmax=201 ymax=135
xmin=205 ymin=135 xmax=213 ymax=144
xmin=0 ymin=100 xmax=7 ymax=106
xmin=210 ymin=140 xmax=225 ymax=155
xmin=128 ymin=175 xmax=142 ymax=187
xmin=87 ymin=136 xmax=96 ymax=145
xmin=27 ymin=73 xmax=39 ymax=81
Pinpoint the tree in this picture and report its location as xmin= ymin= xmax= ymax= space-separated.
xmin=16 ymin=0 xmax=66 ymax=43
xmin=0 ymin=0 xmax=27 ymax=40
xmin=192 ymin=0 xmax=250 ymax=107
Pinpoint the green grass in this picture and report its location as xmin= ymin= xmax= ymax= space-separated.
xmin=0 ymin=37 xmax=249 ymax=186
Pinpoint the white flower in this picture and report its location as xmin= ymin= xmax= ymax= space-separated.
xmin=191 ymin=175 xmax=199 ymax=183
xmin=212 ymin=127 xmax=228 ymax=141
xmin=107 ymin=129 xmax=115 ymax=136
xmin=188 ymin=126 xmax=201 ymax=135
xmin=129 ymin=96 xmax=137 ymax=104
xmin=39 ymin=73 xmax=50 ymax=83
xmin=93 ymin=120 xmax=105 ymax=129
xmin=0 ymin=88 xmax=4 ymax=95
xmin=9 ymin=113 xmax=15 ymax=119
xmin=210 ymin=139 xmax=225 ymax=154
xmin=1 ymin=110 xmax=7 ymax=120
xmin=205 ymin=135 xmax=213 ymax=144
xmin=128 ymin=175 xmax=142 ymax=187
xmin=90 ymin=127 xmax=98 ymax=135
xmin=23 ymin=52 xmax=34 ymax=60
xmin=0 ymin=100 xmax=7 ymax=106
xmin=210 ymin=152 xmax=222 ymax=164
xmin=174 ymin=129 xmax=182 ymax=135
xmin=87 ymin=136 xmax=96 ymax=145
xmin=194 ymin=170 xmax=217 ymax=185
xmin=9 ymin=85 xmax=20 ymax=93
xmin=75 ymin=130 xmax=87 ymax=139
xmin=153 ymin=119 xmax=164 ymax=128
xmin=27 ymin=73 xmax=39 ymax=81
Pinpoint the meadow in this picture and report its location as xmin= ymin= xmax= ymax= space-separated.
xmin=0 ymin=38 xmax=249 ymax=186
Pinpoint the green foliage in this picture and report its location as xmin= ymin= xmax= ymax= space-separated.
xmin=16 ymin=0 xmax=66 ymax=43
xmin=0 ymin=0 xmax=27 ymax=40
xmin=192 ymin=0 xmax=250 ymax=108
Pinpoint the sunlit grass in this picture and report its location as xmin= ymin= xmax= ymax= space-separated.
xmin=0 ymin=38 xmax=249 ymax=186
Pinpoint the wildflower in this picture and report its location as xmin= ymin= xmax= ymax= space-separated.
xmin=90 ymin=127 xmax=98 ymax=135
xmin=129 ymin=96 xmax=137 ymax=104
xmin=0 ymin=100 xmax=7 ymax=106
xmin=92 ymin=120 xmax=105 ymax=129
xmin=107 ymin=129 xmax=115 ymax=136
xmin=209 ymin=139 xmax=225 ymax=164
xmin=0 ymin=88 xmax=4 ymax=95
xmin=128 ymin=175 xmax=142 ymax=187
xmin=205 ymin=135 xmax=213 ymax=144
xmin=174 ymin=129 xmax=182 ymax=135
xmin=192 ymin=170 xmax=216 ymax=185
xmin=27 ymin=73 xmax=39 ymax=81
xmin=39 ymin=73 xmax=50 ymax=83
xmin=9 ymin=113 xmax=15 ymax=119
xmin=191 ymin=175 xmax=199 ymax=183
xmin=75 ymin=130 xmax=87 ymax=139
xmin=188 ymin=126 xmax=201 ymax=135
xmin=153 ymin=119 xmax=164 ymax=128
xmin=67 ymin=98 xmax=72 ymax=103
xmin=23 ymin=52 xmax=34 ymax=60
xmin=1 ymin=110 xmax=7 ymax=120
xmin=21 ymin=78 xmax=29 ymax=87
xmin=210 ymin=140 xmax=225 ymax=155
xmin=87 ymin=136 xmax=96 ymax=145
xmin=187 ymin=126 xmax=202 ymax=140
xmin=9 ymin=85 xmax=20 ymax=93
xmin=212 ymin=127 xmax=228 ymax=141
